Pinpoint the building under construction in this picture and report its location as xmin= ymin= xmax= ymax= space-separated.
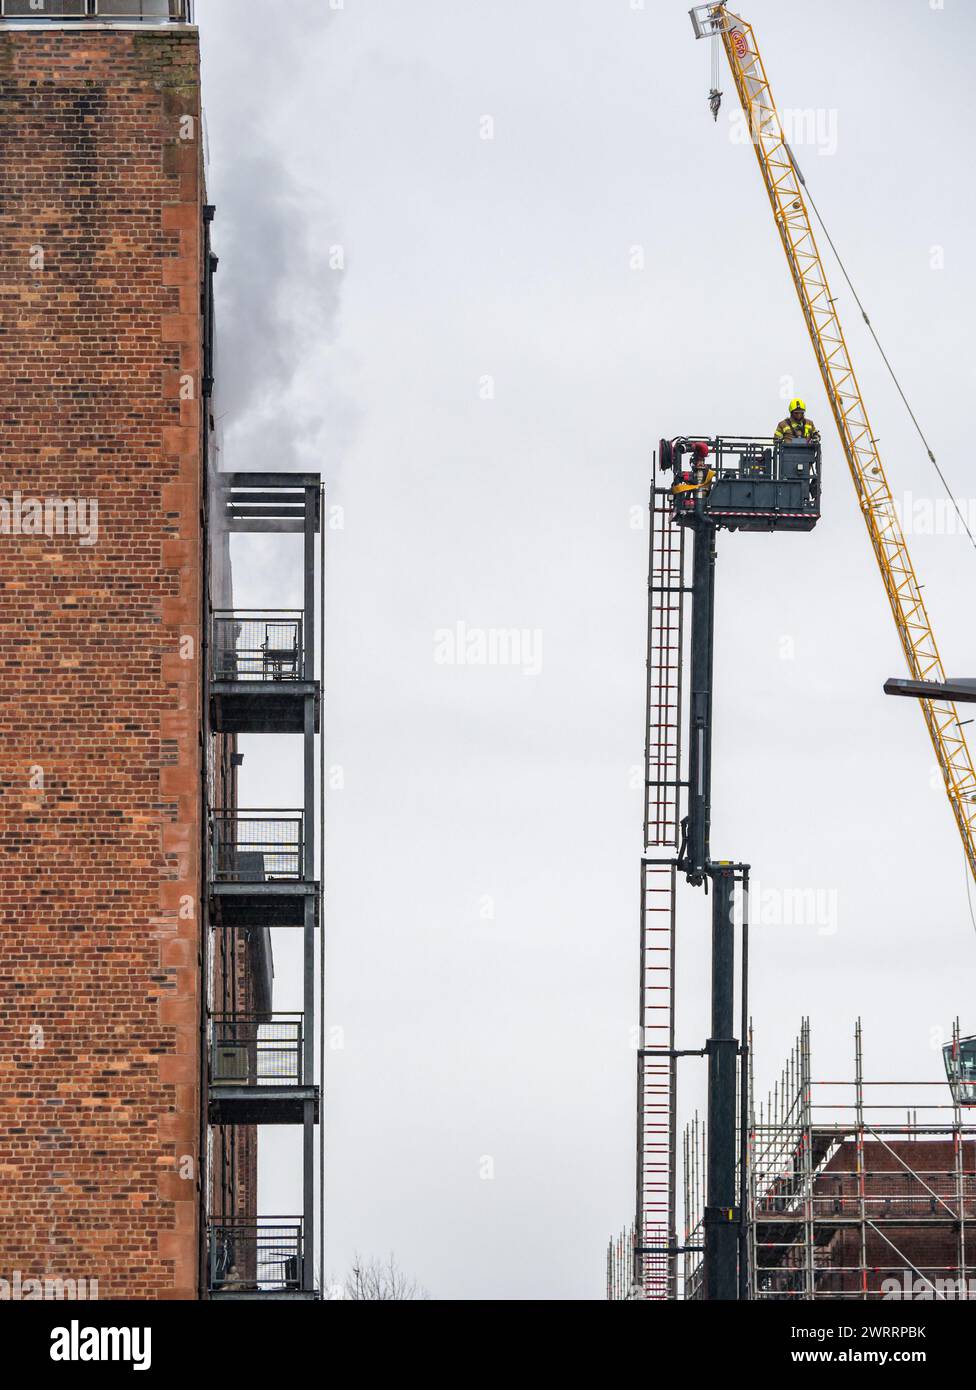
xmin=612 ymin=1020 xmax=976 ymax=1302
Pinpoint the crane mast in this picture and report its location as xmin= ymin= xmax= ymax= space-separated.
xmin=691 ymin=3 xmax=976 ymax=885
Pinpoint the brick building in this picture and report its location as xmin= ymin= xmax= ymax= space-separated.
xmin=745 ymin=1024 xmax=976 ymax=1301
xmin=753 ymin=1136 xmax=976 ymax=1299
xmin=0 ymin=1 xmax=322 ymax=1301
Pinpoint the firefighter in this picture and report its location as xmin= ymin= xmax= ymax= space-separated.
xmin=775 ymin=398 xmax=820 ymax=442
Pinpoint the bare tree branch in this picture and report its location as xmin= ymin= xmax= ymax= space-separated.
xmin=335 ymin=1253 xmax=429 ymax=1301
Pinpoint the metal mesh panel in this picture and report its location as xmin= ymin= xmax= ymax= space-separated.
xmin=208 ymin=1220 xmax=303 ymax=1294
xmin=213 ymin=613 xmax=304 ymax=683
xmin=211 ymin=813 xmax=304 ymax=882
xmin=211 ymin=1015 xmax=303 ymax=1087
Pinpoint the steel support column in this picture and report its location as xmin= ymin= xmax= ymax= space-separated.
xmin=685 ymin=521 xmax=716 ymax=884
xmin=704 ymin=864 xmax=739 ymax=1301
xmin=301 ymin=487 xmax=317 ymax=1293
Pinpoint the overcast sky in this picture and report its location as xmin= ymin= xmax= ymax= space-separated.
xmin=196 ymin=0 xmax=976 ymax=1299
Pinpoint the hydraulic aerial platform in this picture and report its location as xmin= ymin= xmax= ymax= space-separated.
xmin=636 ymin=434 xmax=820 ymax=1301
xmin=689 ymin=0 xmax=976 ymax=1135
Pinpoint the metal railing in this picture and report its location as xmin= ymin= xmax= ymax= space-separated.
xmin=212 ymin=612 xmax=304 ymax=684
xmin=210 ymin=811 xmax=305 ymax=883
xmin=714 ymin=435 xmax=820 ymax=482
xmin=211 ymin=1014 xmax=304 ymax=1088
xmin=208 ymin=1218 xmax=304 ymax=1295
xmin=1 ymin=0 xmax=193 ymax=20
xmin=665 ymin=435 xmax=822 ymax=488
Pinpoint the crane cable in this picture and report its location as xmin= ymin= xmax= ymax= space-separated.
xmin=786 ymin=146 xmax=976 ymax=555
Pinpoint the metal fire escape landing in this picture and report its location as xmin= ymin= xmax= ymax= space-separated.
xmin=209 ymin=1013 xmax=317 ymax=1126
xmin=211 ymin=478 xmax=322 ymax=736
xmin=206 ymin=472 xmax=323 ymax=1301
xmin=210 ymin=478 xmax=322 ymax=934
xmin=212 ymin=612 xmax=317 ymax=733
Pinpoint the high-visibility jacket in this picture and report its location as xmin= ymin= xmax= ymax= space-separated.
xmin=775 ymin=416 xmax=819 ymax=441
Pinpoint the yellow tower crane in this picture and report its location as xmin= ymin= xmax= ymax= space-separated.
xmin=690 ymin=2 xmax=976 ymax=887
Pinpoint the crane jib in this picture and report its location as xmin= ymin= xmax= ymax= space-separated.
xmin=690 ymin=3 xmax=976 ymax=885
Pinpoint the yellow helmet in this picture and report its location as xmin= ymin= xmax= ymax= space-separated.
xmin=789 ymin=397 xmax=807 ymax=413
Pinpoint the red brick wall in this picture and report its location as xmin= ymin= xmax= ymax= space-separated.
xmin=756 ymin=1138 xmax=976 ymax=1297
xmin=0 ymin=29 xmax=206 ymax=1300
xmin=818 ymin=1140 xmax=976 ymax=1295
xmin=206 ymin=730 xmax=260 ymax=1240
xmin=209 ymin=916 xmax=259 ymax=1237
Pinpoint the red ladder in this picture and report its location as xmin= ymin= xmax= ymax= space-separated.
xmin=636 ymin=476 xmax=686 ymax=1299
xmin=644 ymin=480 xmax=685 ymax=849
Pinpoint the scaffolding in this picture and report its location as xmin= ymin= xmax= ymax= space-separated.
xmin=615 ymin=1019 xmax=976 ymax=1300
xmin=678 ymin=1020 xmax=976 ymax=1300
